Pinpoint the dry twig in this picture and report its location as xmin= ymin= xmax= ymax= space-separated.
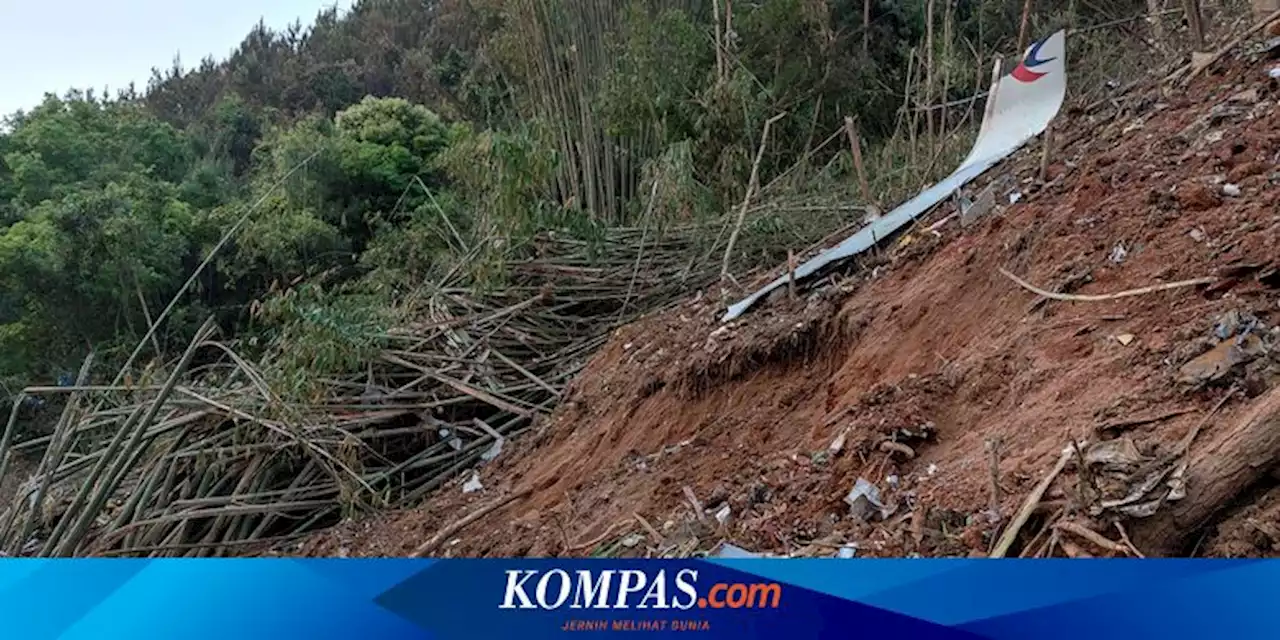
xmin=991 ymin=447 xmax=1074 ymax=558
xmin=411 ymin=488 xmax=532 ymax=557
xmin=999 ymin=268 xmax=1215 ymax=302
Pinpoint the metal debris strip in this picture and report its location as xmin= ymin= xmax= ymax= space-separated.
xmin=721 ymin=160 xmax=1001 ymax=322
xmin=710 ymin=542 xmax=763 ymax=559
xmin=722 ymin=30 xmax=1068 ymax=323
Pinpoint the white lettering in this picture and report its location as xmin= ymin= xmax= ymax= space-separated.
xmin=637 ymin=569 xmax=669 ymax=609
xmin=535 ymin=569 xmax=572 ymax=609
xmin=672 ymin=569 xmax=699 ymax=610
xmin=614 ymin=570 xmax=648 ymax=608
xmin=500 ymin=570 xmax=538 ymax=609
xmin=571 ymin=570 xmax=614 ymax=609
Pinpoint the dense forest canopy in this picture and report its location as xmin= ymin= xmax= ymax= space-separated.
xmin=0 ymin=0 xmax=1147 ymax=401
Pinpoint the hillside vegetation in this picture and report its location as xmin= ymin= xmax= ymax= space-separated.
xmin=0 ymin=0 xmax=1207 ymax=556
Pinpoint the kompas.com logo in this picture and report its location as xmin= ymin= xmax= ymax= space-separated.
xmin=499 ymin=569 xmax=782 ymax=610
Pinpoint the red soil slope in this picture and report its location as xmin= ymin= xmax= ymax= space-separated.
xmin=298 ymin=52 xmax=1280 ymax=559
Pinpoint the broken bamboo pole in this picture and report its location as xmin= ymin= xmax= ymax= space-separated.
xmin=844 ymin=116 xmax=874 ymax=208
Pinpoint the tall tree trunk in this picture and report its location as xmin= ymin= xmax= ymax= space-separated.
xmin=1183 ymin=0 xmax=1205 ymax=49
xmin=863 ymin=0 xmax=871 ymax=57
xmin=925 ymin=0 xmax=935 ymax=140
xmin=713 ymin=0 xmax=725 ymax=86
xmin=1147 ymin=0 xmax=1165 ymax=42
xmin=1016 ymin=0 xmax=1034 ymax=53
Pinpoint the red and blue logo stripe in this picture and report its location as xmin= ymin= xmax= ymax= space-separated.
xmin=1011 ymin=35 xmax=1056 ymax=83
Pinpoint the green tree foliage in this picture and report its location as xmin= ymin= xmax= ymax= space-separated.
xmin=0 ymin=95 xmax=203 ymax=375
xmin=0 ymin=0 xmax=1148 ymax=399
xmin=0 ymin=90 xmax=461 ymax=382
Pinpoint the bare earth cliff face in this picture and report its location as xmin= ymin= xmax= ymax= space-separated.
xmin=300 ymin=52 xmax=1280 ymax=559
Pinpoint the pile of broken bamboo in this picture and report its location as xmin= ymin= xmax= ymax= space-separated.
xmin=0 ymin=210 xmax=859 ymax=558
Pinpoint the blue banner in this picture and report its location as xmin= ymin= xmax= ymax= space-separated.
xmin=0 ymin=559 xmax=1269 ymax=639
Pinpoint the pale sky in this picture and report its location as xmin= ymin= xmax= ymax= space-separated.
xmin=0 ymin=0 xmax=355 ymax=117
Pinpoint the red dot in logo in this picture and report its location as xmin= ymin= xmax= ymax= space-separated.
xmin=697 ymin=597 xmax=707 ymax=608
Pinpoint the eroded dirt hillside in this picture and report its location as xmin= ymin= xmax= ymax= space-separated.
xmin=298 ymin=49 xmax=1280 ymax=559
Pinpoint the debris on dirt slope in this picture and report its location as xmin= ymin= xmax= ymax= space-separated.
xmin=296 ymin=50 xmax=1280 ymax=560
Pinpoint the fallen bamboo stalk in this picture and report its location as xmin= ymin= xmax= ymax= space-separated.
xmin=1095 ymin=407 xmax=1197 ymax=434
xmin=568 ymin=519 xmax=632 ymax=554
xmin=1053 ymin=520 xmax=1130 ymax=556
xmin=1170 ymin=8 xmax=1280 ymax=83
xmin=722 ymin=112 xmax=788 ymax=280
xmin=999 ymin=268 xmax=1215 ymax=302
xmin=991 ymin=447 xmax=1074 ymax=558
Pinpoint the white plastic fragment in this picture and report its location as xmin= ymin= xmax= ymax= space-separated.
xmin=829 ymin=428 xmax=849 ymax=457
xmin=439 ymin=427 xmax=463 ymax=451
xmin=712 ymin=542 xmax=761 ymax=559
xmin=844 ymin=478 xmax=885 ymax=521
xmin=1109 ymin=243 xmax=1128 ymax=264
xmin=482 ymin=438 xmax=504 ymax=462
xmin=714 ymin=504 xmax=732 ymax=526
xmin=462 ymin=471 xmax=484 ymax=494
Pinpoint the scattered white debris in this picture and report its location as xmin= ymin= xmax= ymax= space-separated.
xmin=1116 ymin=333 xmax=1136 ymax=346
xmin=1189 ymin=228 xmax=1207 ymax=243
xmin=482 ymin=437 xmax=504 ymax=462
xmin=829 ymin=428 xmax=849 ymax=457
xmin=462 ymin=471 xmax=484 ymax=494
xmin=837 ymin=545 xmax=858 ymax=559
xmin=711 ymin=542 xmax=762 ymax=559
xmin=1222 ymin=183 xmax=1242 ymax=197
xmin=1109 ymin=243 xmax=1128 ymax=264
xmin=1269 ymin=67 xmax=1280 ymax=80
xmin=844 ymin=478 xmax=886 ymax=521
xmin=621 ymin=533 xmax=645 ymax=548
xmin=439 ymin=428 xmax=463 ymax=451
xmin=976 ymin=509 xmax=1002 ymax=525
xmin=960 ymin=185 xmax=996 ymax=228
xmin=715 ymin=505 xmax=732 ymax=526
xmin=926 ymin=463 xmax=939 ymax=476
xmin=1008 ymin=191 xmax=1023 ymax=204
xmin=1229 ymin=88 xmax=1260 ymax=104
